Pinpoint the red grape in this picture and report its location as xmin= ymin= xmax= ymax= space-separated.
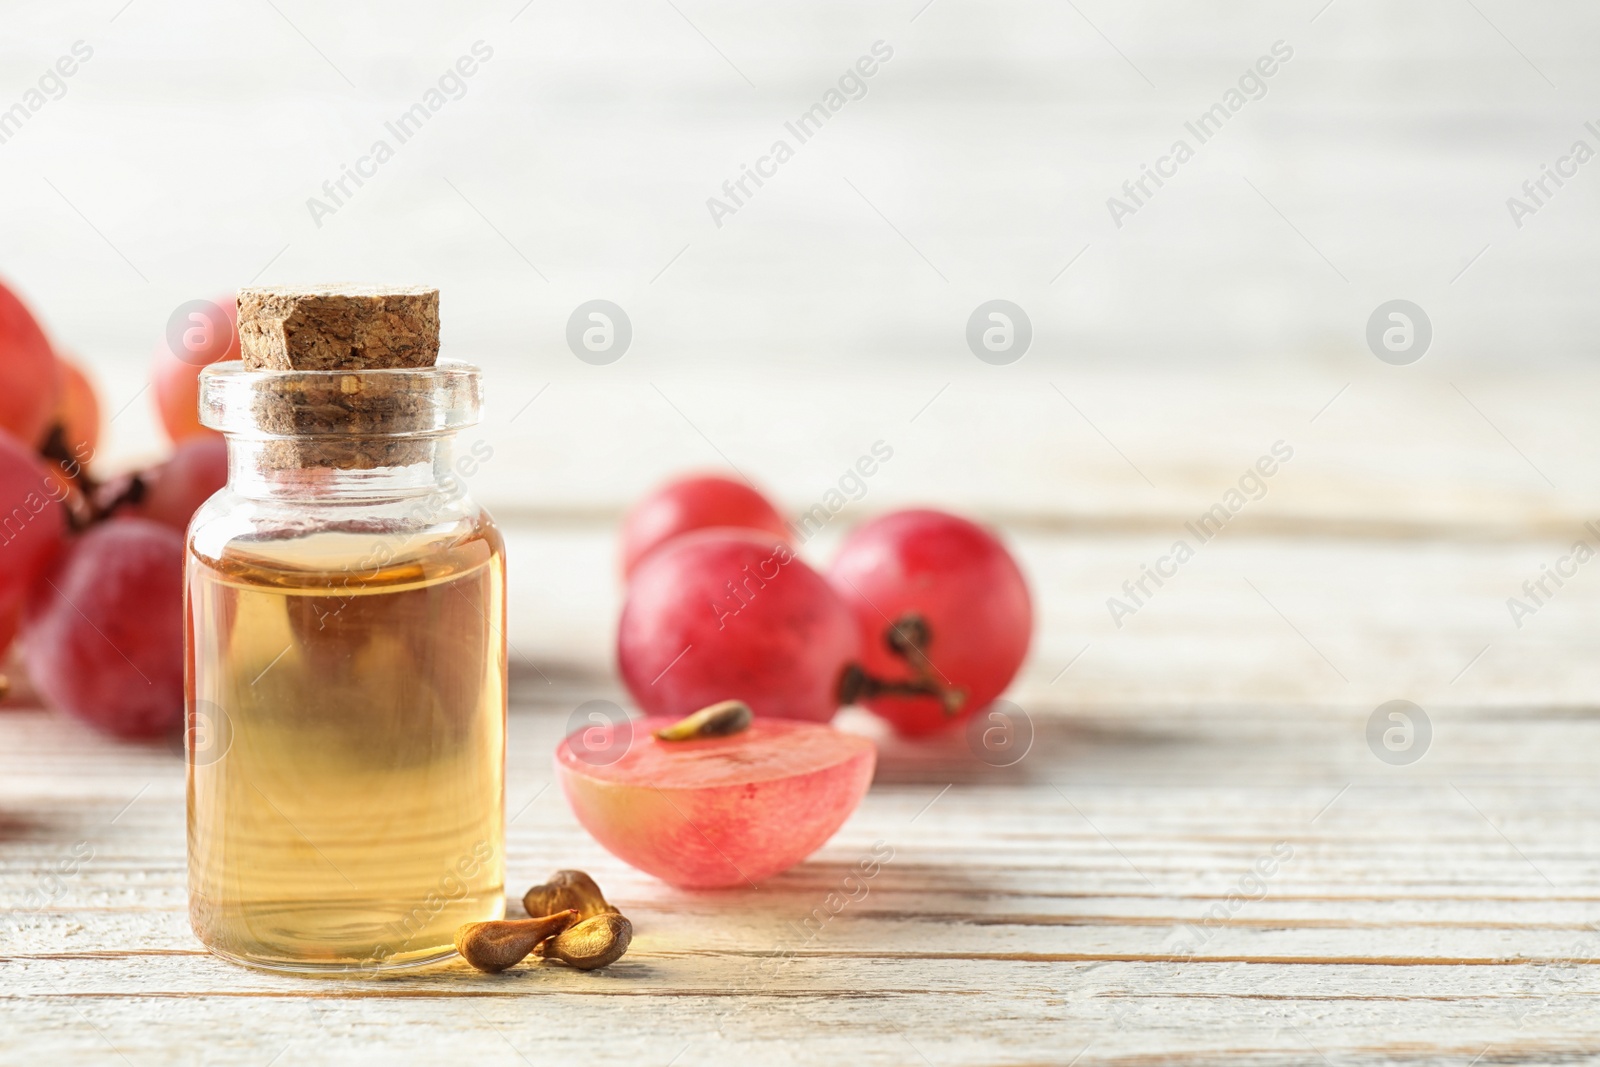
xmin=22 ymin=519 xmax=185 ymax=738
xmin=617 ymin=530 xmax=859 ymax=722
xmin=50 ymin=355 xmax=101 ymax=458
xmin=0 ymin=592 xmax=20 ymax=658
xmin=138 ymin=435 xmax=228 ymax=532
xmin=38 ymin=356 xmax=99 ymax=519
xmin=828 ymin=509 xmax=1032 ymax=737
xmin=0 ymin=430 xmax=69 ymax=618
xmin=620 ymin=474 xmax=790 ymax=577
xmin=153 ymin=295 xmax=239 ymax=442
xmin=0 ymin=278 xmax=61 ymax=447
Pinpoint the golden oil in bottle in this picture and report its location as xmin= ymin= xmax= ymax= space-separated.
xmin=186 ymin=524 xmax=506 ymax=971
xmin=185 ymin=290 xmax=506 ymax=973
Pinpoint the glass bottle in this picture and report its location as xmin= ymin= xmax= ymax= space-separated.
xmin=185 ymin=359 xmax=506 ymax=972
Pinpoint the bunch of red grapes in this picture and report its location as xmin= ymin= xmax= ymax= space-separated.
xmin=616 ymin=474 xmax=1034 ymax=737
xmin=0 ymin=279 xmax=237 ymax=739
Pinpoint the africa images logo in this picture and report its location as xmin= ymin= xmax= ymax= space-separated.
xmin=705 ymin=41 xmax=894 ymax=228
xmin=1105 ymin=40 xmax=1294 ymax=229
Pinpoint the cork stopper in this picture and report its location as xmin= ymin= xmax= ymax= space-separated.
xmin=237 ymin=285 xmax=439 ymax=370
xmin=235 ymin=285 xmax=443 ymax=470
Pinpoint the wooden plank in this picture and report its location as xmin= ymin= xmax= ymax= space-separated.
xmin=4 ymin=682 xmax=1600 ymax=1064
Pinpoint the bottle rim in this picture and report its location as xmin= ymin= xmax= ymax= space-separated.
xmin=198 ymin=359 xmax=482 ymax=438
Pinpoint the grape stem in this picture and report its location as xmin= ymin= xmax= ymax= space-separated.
xmin=837 ymin=612 xmax=966 ymax=716
xmin=37 ymin=422 xmax=146 ymax=531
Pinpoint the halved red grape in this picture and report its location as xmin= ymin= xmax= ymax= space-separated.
xmin=153 ymin=296 xmax=239 ymax=442
xmin=620 ymin=473 xmax=790 ymax=577
xmin=617 ymin=529 xmax=858 ymax=722
xmin=0 ymin=279 xmax=61 ymax=447
xmin=0 ymin=431 xmax=69 ymax=615
xmin=828 ymin=509 xmax=1032 ymax=737
xmin=22 ymin=519 xmax=185 ymax=738
xmin=138 ymin=435 xmax=228 ymax=532
xmin=557 ymin=714 xmax=876 ymax=887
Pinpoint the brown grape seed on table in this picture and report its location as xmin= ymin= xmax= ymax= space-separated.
xmin=456 ymin=870 xmax=633 ymax=973
xmin=455 ymin=911 xmax=579 ymax=973
xmin=522 ymin=869 xmax=636 ymax=971
xmin=539 ymin=912 xmax=633 ymax=970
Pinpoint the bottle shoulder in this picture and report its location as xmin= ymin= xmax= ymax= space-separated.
xmin=189 ymin=486 xmax=502 ymax=582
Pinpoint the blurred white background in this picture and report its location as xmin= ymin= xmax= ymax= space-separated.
xmin=5 ymin=0 xmax=1600 ymax=709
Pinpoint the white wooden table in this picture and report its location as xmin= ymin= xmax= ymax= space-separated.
xmin=7 ymin=1 xmax=1600 ymax=1059
xmin=6 ymin=518 xmax=1600 ymax=1066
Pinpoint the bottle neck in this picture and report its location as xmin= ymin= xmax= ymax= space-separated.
xmin=224 ymin=435 xmax=469 ymax=505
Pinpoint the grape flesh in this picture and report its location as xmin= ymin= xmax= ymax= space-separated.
xmin=828 ymin=509 xmax=1032 ymax=737
xmin=0 ymin=279 xmax=60 ymax=447
xmin=617 ymin=530 xmax=858 ymax=722
xmin=620 ymin=474 xmax=790 ymax=577
xmin=22 ymin=519 xmax=185 ymax=738
xmin=557 ymin=715 xmax=876 ymax=887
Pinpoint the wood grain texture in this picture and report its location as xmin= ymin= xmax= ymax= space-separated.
xmin=4 ymin=654 xmax=1599 ymax=1065
xmin=8 ymin=3 xmax=1600 ymax=535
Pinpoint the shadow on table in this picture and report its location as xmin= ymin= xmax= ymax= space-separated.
xmin=867 ymin=708 xmax=1204 ymax=787
xmin=0 ymin=808 xmax=53 ymax=843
